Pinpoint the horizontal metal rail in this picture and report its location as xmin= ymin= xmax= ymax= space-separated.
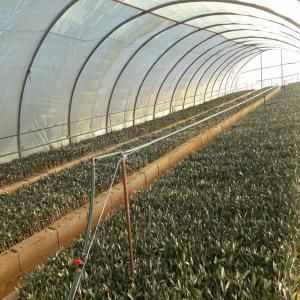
xmin=94 ymin=86 xmax=275 ymax=161
xmin=0 ymin=92 xmax=208 ymax=141
xmin=240 ymin=60 xmax=300 ymax=74
xmin=256 ymin=72 xmax=300 ymax=83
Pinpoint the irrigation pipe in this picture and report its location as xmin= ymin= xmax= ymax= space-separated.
xmin=94 ymin=86 xmax=276 ymax=161
xmin=68 ymin=85 xmax=277 ymax=298
xmin=67 ymin=157 xmax=122 ymax=300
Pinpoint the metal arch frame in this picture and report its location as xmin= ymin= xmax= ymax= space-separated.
xmin=230 ymin=49 xmax=288 ymax=92
xmin=131 ymin=17 xmax=300 ymax=125
xmin=15 ymin=0 xmax=300 ymax=158
xmin=118 ymin=0 xmax=300 ymax=49
xmin=152 ymin=31 xmax=249 ymax=118
xmin=229 ymin=55 xmax=259 ymax=93
xmin=218 ymin=59 xmax=240 ymax=97
xmin=190 ymin=44 xmax=259 ymax=105
xmin=66 ymin=0 xmax=300 ymax=141
xmin=162 ymin=35 xmax=297 ymax=117
xmin=181 ymin=42 xmax=258 ymax=106
xmin=131 ymin=27 xmax=199 ymax=125
xmin=112 ymin=0 xmax=300 ymax=33
xmin=190 ymin=35 xmax=300 ymax=106
xmin=222 ymin=54 xmax=257 ymax=96
xmin=217 ymin=52 xmax=258 ymax=98
xmin=202 ymin=50 xmax=264 ymax=103
xmin=208 ymin=48 xmax=268 ymax=101
xmin=198 ymin=46 xmax=263 ymax=103
xmin=239 ymin=60 xmax=300 ymax=75
xmin=16 ymin=0 xmax=80 ymax=158
xmin=209 ymin=48 xmax=269 ymax=98
xmin=191 ymin=47 xmax=263 ymax=106
xmin=217 ymin=51 xmax=264 ymax=97
xmin=132 ymin=25 xmax=233 ymax=124
xmin=104 ymin=12 xmax=248 ymax=130
xmin=131 ymin=25 xmax=253 ymax=124
xmin=230 ymin=53 xmax=300 ymax=91
xmin=233 ymin=73 xmax=243 ymax=92
xmin=105 ymin=12 xmax=298 ymax=129
xmin=181 ymin=33 xmax=300 ymax=108
xmin=170 ymin=34 xmax=295 ymax=113
xmin=178 ymin=38 xmax=250 ymax=110
xmin=18 ymin=0 xmax=154 ymax=155
xmin=106 ymin=26 xmax=299 ymax=130
xmin=128 ymin=22 xmax=258 ymax=126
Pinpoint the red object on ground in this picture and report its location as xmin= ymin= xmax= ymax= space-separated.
xmin=73 ymin=258 xmax=84 ymax=267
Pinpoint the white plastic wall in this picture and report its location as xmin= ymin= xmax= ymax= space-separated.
xmin=0 ymin=0 xmax=299 ymax=163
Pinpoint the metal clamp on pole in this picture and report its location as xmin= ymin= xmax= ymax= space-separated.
xmin=121 ymin=153 xmax=136 ymax=279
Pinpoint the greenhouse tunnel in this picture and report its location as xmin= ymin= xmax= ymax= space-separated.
xmin=1 ymin=1 xmax=300 ymax=299
xmin=0 ymin=0 xmax=300 ymax=164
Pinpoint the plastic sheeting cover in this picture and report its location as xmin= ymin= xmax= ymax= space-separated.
xmin=0 ymin=0 xmax=299 ymax=163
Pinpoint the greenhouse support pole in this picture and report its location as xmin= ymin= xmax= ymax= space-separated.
xmin=67 ymin=159 xmax=96 ymax=300
xmin=121 ymin=154 xmax=135 ymax=279
xmin=280 ymin=49 xmax=284 ymax=87
xmin=260 ymin=53 xmax=263 ymax=89
xmin=83 ymin=159 xmax=96 ymax=254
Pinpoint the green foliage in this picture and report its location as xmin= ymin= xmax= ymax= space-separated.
xmin=19 ymin=83 xmax=300 ymax=299
xmin=0 ymin=91 xmax=247 ymax=187
xmin=0 ymin=91 xmax=256 ymax=252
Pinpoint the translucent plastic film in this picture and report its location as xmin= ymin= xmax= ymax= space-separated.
xmin=0 ymin=0 xmax=299 ymax=163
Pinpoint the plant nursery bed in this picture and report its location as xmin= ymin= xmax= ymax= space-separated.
xmin=0 ymin=91 xmax=250 ymax=188
xmin=0 ymin=89 xmax=273 ymax=254
xmin=0 ymin=87 xmax=281 ymax=298
xmin=17 ymin=83 xmax=300 ymax=299
xmin=0 ymin=91 xmax=253 ymax=196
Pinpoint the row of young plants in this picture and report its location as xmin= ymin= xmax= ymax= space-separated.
xmin=0 ymin=91 xmax=249 ymax=187
xmin=19 ymin=83 xmax=300 ymax=299
xmin=0 ymin=89 xmax=264 ymax=252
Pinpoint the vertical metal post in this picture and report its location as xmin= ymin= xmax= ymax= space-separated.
xmin=83 ymin=159 xmax=96 ymax=253
xmin=260 ymin=53 xmax=263 ymax=90
xmin=121 ymin=154 xmax=135 ymax=279
xmin=67 ymin=159 xmax=96 ymax=300
xmin=280 ymin=49 xmax=284 ymax=87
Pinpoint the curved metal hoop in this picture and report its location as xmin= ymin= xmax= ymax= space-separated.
xmin=208 ymin=48 xmax=268 ymax=101
xmin=229 ymin=55 xmax=260 ymax=92
xmin=196 ymin=47 xmax=262 ymax=103
xmin=222 ymin=55 xmax=258 ymax=96
xmin=152 ymin=33 xmax=244 ymax=118
xmin=104 ymin=12 xmax=245 ymax=130
xmin=16 ymin=0 xmax=79 ymax=157
xmin=167 ymin=36 xmax=284 ymax=114
xmin=193 ymin=45 xmax=260 ymax=105
xmin=67 ymin=0 xmax=300 ymax=141
xmin=186 ymin=35 xmax=299 ymax=108
xmin=178 ymin=43 xmax=257 ymax=108
xmin=216 ymin=51 xmax=263 ymax=97
xmin=15 ymin=0 xmax=300 ymax=157
xmin=131 ymin=14 xmax=300 ymax=124
xmin=155 ymin=35 xmax=278 ymax=117
xmin=219 ymin=61 xmax=240 ymax=97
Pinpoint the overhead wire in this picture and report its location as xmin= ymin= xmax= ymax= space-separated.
xmin=68 ymin=84 xmax=276 ymax=298
xmin=95 ymin=86 xmax=275 ymax=160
